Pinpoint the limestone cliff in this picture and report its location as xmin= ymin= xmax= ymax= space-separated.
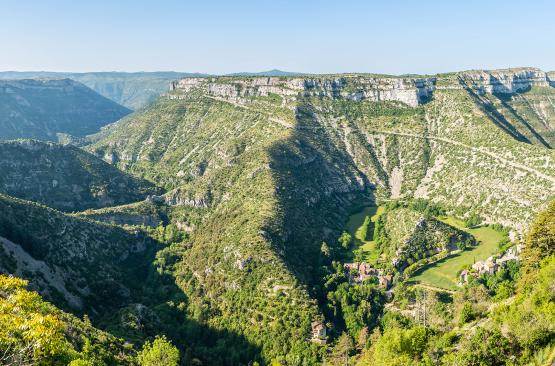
xmin=460 ymin=67 xmax=552 ymax=94
xmin=171 ymin=75 xmax=436 ymax=107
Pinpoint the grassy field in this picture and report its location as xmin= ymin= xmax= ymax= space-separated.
xmin=344 ymin=205 xmax=384 ymax=264
xmin=409 ymin=216 xmax=504 ymax=290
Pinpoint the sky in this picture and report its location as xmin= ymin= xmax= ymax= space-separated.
xmin=1 ymin=0 xmax=555 ymax=75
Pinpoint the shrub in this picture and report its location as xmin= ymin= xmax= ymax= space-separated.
xmin=137 ymin=336 xmax=180 ymax=366
xmin=338 ymin=231 xmax=353 ymax=249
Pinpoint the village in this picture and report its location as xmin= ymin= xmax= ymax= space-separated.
xmin=342 ymin=261 xmax=392 ymax=288
xmin=311 ymin=261 xmax=393 ymax=343
xmin=459 ymin=244 xmax=522 ymax=284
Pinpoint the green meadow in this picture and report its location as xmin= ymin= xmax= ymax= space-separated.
xmin=409 ymin=216 xmax=504 ymax=290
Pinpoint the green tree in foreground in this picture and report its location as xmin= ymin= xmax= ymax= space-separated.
xmin=138 ymin=336 xmax=180 ymax=366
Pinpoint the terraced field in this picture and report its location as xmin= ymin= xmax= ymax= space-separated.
xmin=409 ymin=216 xmax=504 ymax=290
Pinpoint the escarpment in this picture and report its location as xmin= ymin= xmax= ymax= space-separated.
xmin=459 ymin=67 xmax=553 ymax=94
xmin=171 ymin=75 xmax=437 ymax=107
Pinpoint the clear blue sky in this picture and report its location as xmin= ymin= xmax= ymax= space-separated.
xmin=1 ymin=0 xmax=554 ymax=74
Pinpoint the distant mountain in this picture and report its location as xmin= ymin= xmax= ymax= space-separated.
xmin=0 ymin=139 xmax=161 ymax=211
xmin=0 ymin=78 xmax=130 ymax=140
xmin=224 ymin=69 xmax=304 ymax=77
xmin=0 ymin=71 xmax=208 ymax=109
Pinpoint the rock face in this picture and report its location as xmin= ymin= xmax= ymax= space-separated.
xmin=172 ymin=75 xmax=436 ymax=107
xmin=0 ymin=78 xmax=130 ymax=140
xmin=460 ymin=68 xmax=552 ymax=94
xmin=548 ymin=72 xmax=555 ymax=87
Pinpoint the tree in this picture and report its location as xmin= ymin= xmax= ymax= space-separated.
xmin=137 ymin=336 xmax=180 ymax=366
xmin=321 ymin=242 xmax=331 ymax=257
xmin=338 ymin=232 xmax=353 ymax=250
xmin=356 ymin=216 xmax=371 ymax=241
xmin=326 ymin=333 xmax=353 ymax=365
xmin=463 ymin=213 xmax=482 ymax=228
xmin=459 ymin=302 xmax=474 ymax=325
xmin=454 ymin=328 xmax=512 ymax=366
xmin=0 ymin=276 xmax=74 ymax=366
xmin=363 ymin=326 xmax=430 ymax=365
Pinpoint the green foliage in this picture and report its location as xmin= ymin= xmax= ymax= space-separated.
xmin=458 ymin=302 xmax=475 ymax=325
xmin=338 ymin=231 xmax=353 ymax=250
xmin=521 ymin=200 xmax=555 ymax=274
xmin=150 ymin=223 xmax=186 ymax=244
xmin=463 ymin=213 xmax=482 ymax=228
xmin=326 ymin=333 xmax=354 ymax=366
xmin=356 ymin=216 xmax=372 ymax=242
xmin=495 ymin=255 xmax=555 ymax=352
xmin=0 ymin=275 xmax=134 ymax=366
xmin=476 ymin=259 xmax=519 ymax=300
xmin=361 ymin=326 xmax=430 ymax=365
xmin=409 ymin=198 xmax=446 ymax=217
xmin=324 ymin=264 xmax=384 ymax=339
xmin=450 ymin=328 xmax=513 ymax=366
xmin=138 ymin=336 xmax=180 ymax=366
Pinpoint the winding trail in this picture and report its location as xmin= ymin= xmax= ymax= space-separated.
xmin=412 ymin=283 xmax=457 ymax=295
xmin=205 ymin=95 xmax=294 ymax=129
xmin=364 ymin=129 xmax=555 ymax=184
xmin=205 ymin=94 xmax=555 ymax=184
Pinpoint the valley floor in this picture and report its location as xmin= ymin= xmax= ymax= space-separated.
xmin=409 ymin=216 xmax=504 ymax=290
xmin=344 ymin=208 xmax=505 ymax=290
xmin=344 ymin=205 xmax=385 ymax=264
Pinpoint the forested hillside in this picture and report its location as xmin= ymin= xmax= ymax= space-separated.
xmin=0 ymin=68 xmax=554 ymax=365
xmin=0 ymin=140 xmax=160 ymax=211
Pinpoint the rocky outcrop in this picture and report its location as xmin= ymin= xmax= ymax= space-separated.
xmin=172 ymin=76 xmax=436 ymax=107
xmin=460 ymin=68 xmax=552 ymax=94
xmin=162 ymin=189 xmax=211 ymax=208
xmin=548 ymin=72 xmax=555 ymax=87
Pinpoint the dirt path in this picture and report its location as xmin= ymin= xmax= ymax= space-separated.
xmin=412 ymin=283 xmax=457 ymax=295
xmin=205 ymin=95 xmax=294 ymax=129
xmin=365 ymin=129 xmax=555 ymax=184
xmin=205 ymin=95 xmax=555 ymax=184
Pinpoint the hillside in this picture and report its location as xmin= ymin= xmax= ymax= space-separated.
xmin=372 ymin=203 xmax=475 ymax=271
xmin=90 ymin=92 xmax=326 ymax=363
xmin=86 ymin=68 xmax=555 ymax=363
xmin=0 ymin=192 xmax=266 ymax=364
xmin=0 ymin=71 xmax=208 ymax=110
xmin=0 ymin=275 xmax=136 ymax=365
xmin=0 ymin=139 xmax=160 ymax=211
xmin=0 ymin=193 xmax=156 ymax=312
xmin=0 ymin=78 xmax=130 ymax=140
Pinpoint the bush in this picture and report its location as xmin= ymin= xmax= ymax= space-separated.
xmin=459 ymin=302 xmax=475 ymax=325
xmin=464 ymin=213 xmax=482 ymax=228
xmin=338 ymin=231 xmax=353 ymax=249
xmin=138 ymin=336 xmax=180 ymax=366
